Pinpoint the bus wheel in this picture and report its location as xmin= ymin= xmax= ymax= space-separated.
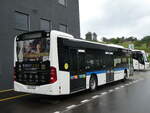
xmin=89 ymin=76 xmax=97 ymax=91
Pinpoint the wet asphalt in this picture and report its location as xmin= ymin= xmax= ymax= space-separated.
xmin=0 ymin=71 xmax=150 ymax=113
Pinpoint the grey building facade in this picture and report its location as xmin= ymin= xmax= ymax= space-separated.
xmin=0 ymin=0 xmax=80 ymax=90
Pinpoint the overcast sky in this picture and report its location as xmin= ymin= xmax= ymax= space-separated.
xmin=79 ymin=0 xmax=150 ymax=40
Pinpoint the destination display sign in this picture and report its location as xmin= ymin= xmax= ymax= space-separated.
xmin=22 ymin=33 xmax=42 ymax=40
xmin=17 ymin=31 xmax=49 ymax=41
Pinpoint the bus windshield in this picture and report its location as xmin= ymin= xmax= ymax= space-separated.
xmin=143 ymin=54 xmax=148 ymax=62
xmin=17 ymin=38 xmax=50 ymax=62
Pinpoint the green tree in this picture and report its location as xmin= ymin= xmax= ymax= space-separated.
xmin=126 ymin=36 xmax=137 ymax=42
xmin=109 ymin=38 xmax=119 ymax=44
xmin=85 ymin=32 xmax=92 ymax=41
xmin=102 ymin=37 xmax=108 ymax=42
xmin=141 ymin=36 xmax=150 ymax=42
xmin=141 ymin=36 xmax=150 ymax=48
xmin=93 ymin=32 xmax=97 ymax=41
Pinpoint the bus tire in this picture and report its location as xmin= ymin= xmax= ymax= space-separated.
xmin=89 ymin=75 xmax=97 ymax=91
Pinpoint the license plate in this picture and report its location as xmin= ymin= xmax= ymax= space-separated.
xmin=27 ymin=86 xmax=36 ymax=89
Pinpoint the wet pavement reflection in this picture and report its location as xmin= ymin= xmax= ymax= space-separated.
xmin=0 ymin=71 xmax=150 ymax=113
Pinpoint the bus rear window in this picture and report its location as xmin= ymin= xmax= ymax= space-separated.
xmin=17 ymin=38 xmax=50 ymax=62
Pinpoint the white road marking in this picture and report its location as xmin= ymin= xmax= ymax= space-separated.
xmin=108 ymin=89 xmax=114 ymax=92
xmin=54 ymin=111 xmax=60 ymax=113
xmin=92 ymin=95 xmax=100 ymax=99
xmin=132 ymin=81 xmax=136 ymax=84
xmin=133 ymin=80 xmax=138 ymax=83
xmin=120 ymin=85 xmax=125 ymax=88
xmin=135 ymin=80 xmax=139 ymax=82
xmin=66 ymin=105 xmax=77 ymax=109
xmin=128 ymin=82 xmax=132 ymax=85
xmin=115 ymin=87 xmax=120 ymax=90
xmin=101 ymin=92 xmax=107 ymax=95
xmin=81 ymin=99 xmax=89 ymax=103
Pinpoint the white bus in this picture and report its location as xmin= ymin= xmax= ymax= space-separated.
xmin=14 ymin=30 xmax=133 ymax=95
xmin=132 ymin=50 xmax=150 ymax=71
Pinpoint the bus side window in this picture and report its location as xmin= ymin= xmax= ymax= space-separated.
xmin=101 ymin=51 xmax=114 ymax=70
xmin=70 ymin=48 xmax=78 ymax=74
xmin=58 ymin=38 xmax=70 ymax=71
xmin=114 ymin=50 xmax=123 ymax=68
xmin=100 ymin=50 xmax=106 ymax=69
xmin=93 ymin=50 xmax=100 ymax=70
xmin=85 ymin=52 xmax=95 ymax=71
xmin=85 ymin=49 xmax=102 ymax=71
xmin=78 ymin=51 xmax=86 ymax=73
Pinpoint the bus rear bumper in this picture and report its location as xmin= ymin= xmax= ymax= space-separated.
xmin=14 ymin=81 xmax=60 ymax=95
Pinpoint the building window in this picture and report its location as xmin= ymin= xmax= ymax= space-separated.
xmin=15 ymin=11 xmax=29 ymax=31
xmin=58 ymin=0 xmax=67 ymax=6
xmin=59 ymin=24 xmax=68 ymax=33
xmin=40 ymin=19 xmax=51 ymax=31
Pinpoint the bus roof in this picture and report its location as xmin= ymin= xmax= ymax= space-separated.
xmin=52 ymin=30 xmax=129 ymax=51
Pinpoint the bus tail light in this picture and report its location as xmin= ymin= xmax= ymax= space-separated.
xmin=50 ymin=67 xmax=57 ymax=83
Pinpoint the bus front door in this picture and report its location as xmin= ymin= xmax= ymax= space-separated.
xmin=70 ymin=48 xmax=86 ymax=93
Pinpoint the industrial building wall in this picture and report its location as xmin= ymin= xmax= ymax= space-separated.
xmin=0 ymin=0 xmax=80 ymax=90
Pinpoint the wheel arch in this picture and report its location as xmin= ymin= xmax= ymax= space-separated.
xmin=90 ymin=73 xmax=98 ymax=85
